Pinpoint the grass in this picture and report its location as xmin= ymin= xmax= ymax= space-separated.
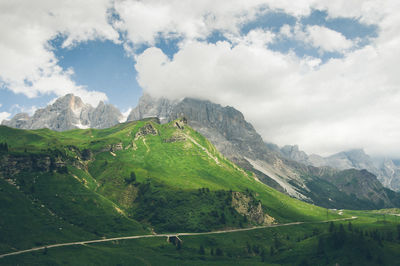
xmin=0 ymin=119 xmax=347 ymax=261
xmin=2 ymin=213 xmax=400 ymax=265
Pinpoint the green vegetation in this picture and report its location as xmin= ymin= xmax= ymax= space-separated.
xmin=2 ymin=211 xmax=400 ymax=265
xmin=5 ymin=119 xmax=399 ymax=264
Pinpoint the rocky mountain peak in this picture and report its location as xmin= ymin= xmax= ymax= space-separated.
xmin=52 ymin=93 xmax=86 ymax=111
xmin=2 ymin=94 xmax=122 ymax=131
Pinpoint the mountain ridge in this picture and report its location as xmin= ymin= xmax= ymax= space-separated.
xmin=279 ymin=144 xmax=400 ymax=192
xmin=3 ymin=93 xmax=400 ymax=209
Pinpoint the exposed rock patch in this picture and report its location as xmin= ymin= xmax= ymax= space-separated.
xmin=110 ymin=143 xmax=123 ymax=152
xmin=231 ymin=191 xmax=275 ymax=225
xmin=173 ymin=117 xmax=187 ymax=130
xmin=135 ymin=123 xmax=158 ymax=140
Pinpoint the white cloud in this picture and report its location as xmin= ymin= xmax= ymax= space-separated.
xmin=278 ymin=24 xmax=355 ymax=53
xmin=2 ymin=0 xmax=400 ymax=159
xmin=304 ymin=25 xmax=354 ymax=53
xmin=0 ymin=112 xmax=11 ymax=123
xmin=10 ymin=104 xmax=37 ymax=116
xmin=0 ymin=0 xmax=117 ymax=105
xmin=114 ymin=0 xmax=268 ymax=48
xmin=135 ymin=1 xmax=400 ymax=158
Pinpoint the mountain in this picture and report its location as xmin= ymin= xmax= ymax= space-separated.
xmin=280 ymin=145 xmax=400 ymax=192
xmin=3 ymin=93 xmax=399 ymax=209
xmin=127 ymin=94 xmax=400 ymax=209
xmin=0 ymin=118 xmax=333 ymax=254
xmin=2 ymin=101 xmax=400 ymax=265
xmin=2 ymin=94 xmax=123 ymax=131
xmin=126 ymin=95 xmax=309 ymax=199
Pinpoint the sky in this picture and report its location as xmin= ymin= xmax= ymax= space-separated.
xmin=0 ymin=0 xmax=399 ymax=158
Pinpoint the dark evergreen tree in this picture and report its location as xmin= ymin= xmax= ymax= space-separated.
xmin=199 ymin=245 xmax=205 ymax=255
xmin=274 ymin=235 xmax=281 ymax=249
xmin=397 ymin=224 xmax=400 ymax=241
xmin=317 ymin=236 xmax=324 ymax=255
xmin=252 ymin=244 xmax=260 ymax=255
xmin=219 ymin=212 xmax=226 ymax=224
xmin=298 ymin=258 xmax=309 ymax=266
xmin=176 ymin=240 xmax=181 ymax=250
xmin=260 ymin=248 xmax=266 ymax=262
xmin=216 ymin=247 xmax=223 ymax=256
xmin=270 ymin=246 xmax=275 ymax=256
xmin=125 ymin=171 xmax=136 ymax=184
xmin=348 ymin=222 xmax=353 ymax=232
xmin=329 ymin=221 xmax=335 ymax=233
xmin=246 ymin=242 xmax=252 ymax=254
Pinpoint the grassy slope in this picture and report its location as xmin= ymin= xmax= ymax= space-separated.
xmin=1 ymin=121 xmax=400 ymax=265
xmin=0 ymin=120 xmax=340 ymax=254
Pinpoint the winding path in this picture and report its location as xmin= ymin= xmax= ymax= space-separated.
xmin=0 ymin=216 xmax=356 ymax=259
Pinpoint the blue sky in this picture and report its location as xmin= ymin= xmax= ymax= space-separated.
xmin=0 ymin=8 xmax=376 ymax=114
xmin=1 ymin=1 xmax=399 ymax=157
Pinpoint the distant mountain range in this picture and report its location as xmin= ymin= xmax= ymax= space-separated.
xmin=2 ymin=93 xmax=400 ymax=209
xmin=277 ymin=144 xmax=400 ymax=192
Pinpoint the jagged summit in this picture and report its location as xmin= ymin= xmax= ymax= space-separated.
xmin=2 ymin=94 xmax=122 ymax=131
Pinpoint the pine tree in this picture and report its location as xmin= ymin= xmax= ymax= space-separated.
xmin=176 ymin=240 xmax=182 ymax=250
xmin=270 ymin=246 xmax=274 ymax=256
xmin=260 ymin=248 xmax=266 ymax=262
xmin=199 ymin=245 xmax=205 ymax=255
xmin=329 ymin=221 xmax=335 ymax=233
xmin=216 ymin=247 xmax=223 ymax=256
xmin=397 ymin=224 xmax=400 ymax=241
xmin=317 ymin=236 xmax=324 ymax=255
xmin=348 ymin=222 xmax=353 ymax=232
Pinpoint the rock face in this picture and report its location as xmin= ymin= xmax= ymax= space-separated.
xmin=125 ymin=95 xmax=304 ymax=199
xmin=231 ymin=191 xmax=275 ymax=225
xmin=2 ymin=94 xmax=123 ymax=131
xmin=126 ymin=94 xmax=400 ymax=209
xmin=127 ymin=94 xmax=178 ymax=124
xmin=126 ymin=95 xmax=306 ymax=198
xmin=280 ymin=145 xmax=400 ymax=192
xmin=3 ymin=93 xmax=399 ymax=208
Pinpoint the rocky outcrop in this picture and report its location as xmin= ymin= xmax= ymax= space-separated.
xmin=231 ymin=192 xmax=275 ymax=225
xmin=110 ymin=143 xmax=123 ymax=152
xmin=2 ymin=94 xmax=123 ymax=131
xmin=135 ymin=123 xmax=158 ymax=139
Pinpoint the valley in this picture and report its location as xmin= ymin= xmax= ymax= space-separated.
xmin=1 ymin=96 xmax=400 ymax=265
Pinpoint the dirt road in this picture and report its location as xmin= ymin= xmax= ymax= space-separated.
xmin=0 ymin=216 xmax=356 ymax=259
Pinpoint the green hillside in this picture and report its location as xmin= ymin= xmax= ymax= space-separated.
xmin=0 ymin=118 xmax=338 ymax=252
xmin=2 ymin=119 xmax=400 ymax=265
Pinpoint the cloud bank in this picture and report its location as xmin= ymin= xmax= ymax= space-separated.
xmin=131 ymin=1 xmax=400 ymax=157
xmin=0 ymin=0 xmax=117 ymax=105
xmin=2 ymin=0 xmax=400 ymax=158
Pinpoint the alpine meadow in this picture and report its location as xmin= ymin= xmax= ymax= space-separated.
xmin=1 ymin=1 xmax=400 ymax=265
